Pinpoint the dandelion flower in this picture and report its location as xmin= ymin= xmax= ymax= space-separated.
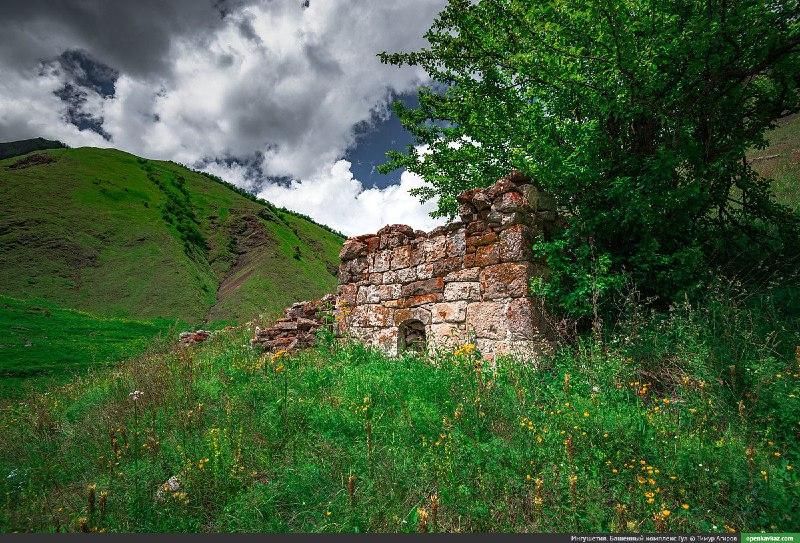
xmin=662 ymin=509 xmax=671 ymax=517
xmin=682 ymin=504 xmax=690 ymax=510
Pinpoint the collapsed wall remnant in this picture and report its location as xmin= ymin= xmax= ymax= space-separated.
xmin=251 ymin=294 xmax=335 ymax=352
xmin=336 ymin=171 xmax=558 ymax=359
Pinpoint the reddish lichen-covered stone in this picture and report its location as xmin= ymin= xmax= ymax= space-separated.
xmin=465 ymin=301 xmax=507 ymax=340
xmin=486 ymin=177 xmax=519 ymax=200
xmin=499 ymin=224 xmax=531 ymax=262
xmin=493 ymin=190 xmax=526 ymax=213
xmin=480 ymin=262 xmax=530 ymax=300
xmin=432 ymin=301 xmax=467 ymax=324
xmin=473 ymin=243 xmax=500 ymax=267
xmin=336 ymin=283 xmax=358 ymax=306
xmin=340 ymin=239 xmax=366 ymax=261
xmin=402 ymin=277 xmax=444 ymax=297
xmin=443 ymin=281 xmax=481 ymax=302
xmin=350 ymin=304 xmax=394 ymax=328
xmin=398 ymin=292 xmax=442 ymax=308
xmin=395 ymin=306 xmax=432 ymax=326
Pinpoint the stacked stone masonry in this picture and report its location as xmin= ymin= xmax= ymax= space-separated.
xmin=336 ymin=171 xmax=557 ymax=359
xmin=252 ymin=294 xmax=336 ymax=352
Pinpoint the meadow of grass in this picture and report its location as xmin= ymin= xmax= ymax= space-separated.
xmin=1 ymin=279 xmax=797 ymax=533
xmin=0 ymin=295 xmax=179 ymax=399
xmin=750 ymin=113 xmax=800 ymax=210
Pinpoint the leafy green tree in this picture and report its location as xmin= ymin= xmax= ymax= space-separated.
xmin=380 ymin=0 xmax=800 ymax=316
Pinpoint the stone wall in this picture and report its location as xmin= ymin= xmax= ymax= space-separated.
xmin=252 ymin=294 xmax=335 ymax=352
xmin=336 ymin=171 xmax=557 ymax=359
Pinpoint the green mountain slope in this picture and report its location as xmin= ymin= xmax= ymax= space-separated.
xmin=0 ymin=147 xmax=343 ymax=324
xmin=749 ymin=113 xmax=800 ymax=211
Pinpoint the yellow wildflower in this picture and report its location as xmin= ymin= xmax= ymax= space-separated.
xmin=682 ymin=504 xmax=690 ymax=510
xmin=454 ymin=343 xmax=476 ymax=357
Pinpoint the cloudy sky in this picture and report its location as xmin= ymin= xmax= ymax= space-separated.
xmin=0 ymin=0 xmax=447 ymax=235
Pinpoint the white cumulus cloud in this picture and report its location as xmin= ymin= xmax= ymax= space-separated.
xmin=258 ymin=159 xmax=444 ymax=236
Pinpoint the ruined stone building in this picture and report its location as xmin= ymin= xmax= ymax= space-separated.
xmin=335 ymin=172 xmax=557 ymax=359
xmin=253 ymin=172 xmax=558 ymax=360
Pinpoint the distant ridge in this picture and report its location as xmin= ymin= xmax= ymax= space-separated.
xmin=0 ymin=137 xmax=67 ymax=160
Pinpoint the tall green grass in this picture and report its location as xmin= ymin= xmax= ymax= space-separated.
xmin=1 ymin=279 xmax=797 ymax=533
xmin=0 ymin=295 xmax=179 ymax=398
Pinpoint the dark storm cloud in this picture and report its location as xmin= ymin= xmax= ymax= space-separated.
xmin=0 ymin=0 xmax=255 ymax=79
xmin=52 ymin=83 xmax=111 ymax=140
xmin=43 ymin=50 xmax=118 ymax=139
xmin=0 ymin=0 xmax=448 ymax=234
xmin=55 ymin=50 xmax=119 ymax=98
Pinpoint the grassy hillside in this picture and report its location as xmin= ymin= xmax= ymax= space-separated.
xmin=0 ymin=277 xmax=796 ymax=532
xmin=0 ymin=147 xmax=343 ymax=325
xmin=749 ymin=113 xmax=800 ymax=210
xmin=0 ymin=295 xmax=177 ymax=398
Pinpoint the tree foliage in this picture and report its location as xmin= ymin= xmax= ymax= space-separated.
xmin=380 ymin=0 xmax=800 ymax=316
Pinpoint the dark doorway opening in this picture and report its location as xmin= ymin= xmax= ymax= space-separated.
xmin=398 ymin=319 xmax=426 ymax=354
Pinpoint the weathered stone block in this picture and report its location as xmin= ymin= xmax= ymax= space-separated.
xmin=443 ymin=281 xmax=481 ymax=302
xmin=336 ymin=283 xmax=358 ymax=306
xmin=422 ymin=235 xmax=448 ymax=261
xmin=473 ymin=244 xmax=500 ymax=267
xmin=447 ymin=229 xmax=466 ymax=256
xmin=465 ymin=220 xmax=489 ymax=236
xmin=379 ymin=224 xmax=415 ymax=249
xmin=395 ymin=306 xmax=432 ymax=326
xmin=340 ymin=239 xmax=366 ymax=260
xmin=457 ymin=187 xmax=483 ymax=204
xmin=378 ymin=283 xmax=401 ymax=301
xmin=357 ymin=284 xmax=381 ymax=304
xmin=480 ymin=262 xmax=530 ymax=300
xmin=466 ymin=301 xmax=507 ymax=339
xmin=444 ymin=267 xmax=480 ymax=282
xmin=493 ymin=190 xmax=526 ymax=213
xmin=372 ymin=250 xmax=391 ymax=273
xmin=466 ymin=231 xmax=498 ymax=250
xmin=486 ymin=177 xmax=518 ymax=200
xmin=374 ymin=327 xmax=399 ymax=352
xmin=506 ymin=297 xmax=536 ymax=340
xmin=429 ymin=323 xmax=467 ymax=347
xmin=431 ymin=257 xmax=462 ymax=277
xmin=366 ymin=235 xmax=380 ymax=253
xmin=390 ymin=245 xmax=420 ymax=270
xmin=416 ymin=262 xmax=434 ymax=280
xmin=402 ymin=277 xmax=444 ymax=297
xmin=501 ymin=212 xmax=527 ymax=227
xmin=432 ymin=301 xmax=467 ymax=324
xmin=351 ymin=304 xmax=393 ymax=328
xmin=519 ymin=185 xmax=555 ymax=212
xmin=498 ymin=224 xmax=530 ymax=262
xmin=398 ymin=293 xmax=442 ymax=308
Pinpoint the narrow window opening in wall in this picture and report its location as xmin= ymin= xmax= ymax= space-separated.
xmin=398 ymin=319 xmax=426 ymax=354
